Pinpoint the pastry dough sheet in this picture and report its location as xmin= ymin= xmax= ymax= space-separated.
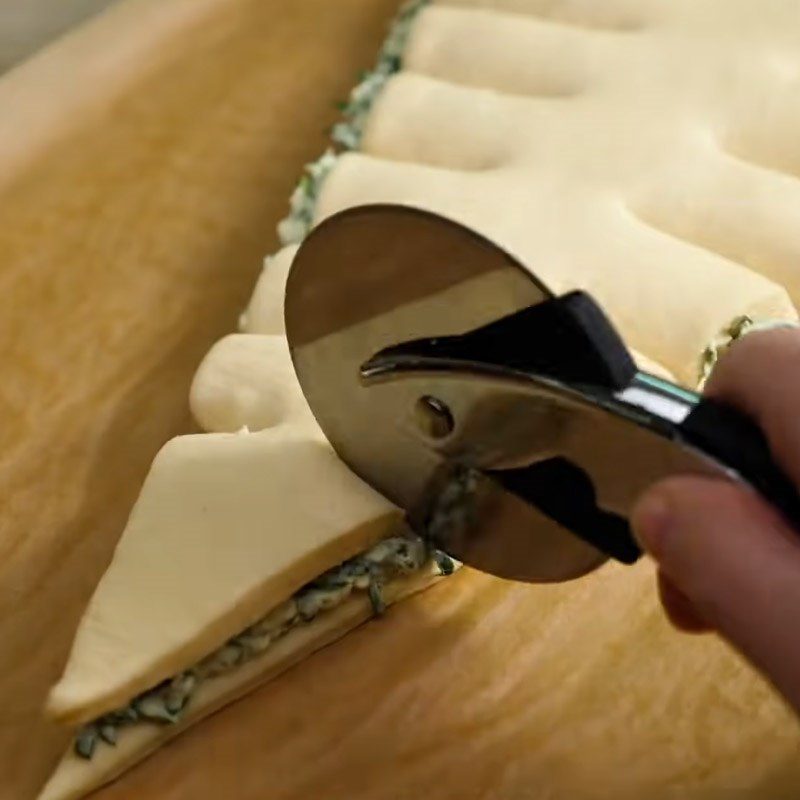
xmin=14 ymin=0 xmax=800 ymax=797
xmin=318 ymin=0 xmax=800 ymax=385
xmin=185 ymin=1 xmax=800 ymax=797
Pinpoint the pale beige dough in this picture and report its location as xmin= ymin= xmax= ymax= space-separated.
xmin=47 ymin=425 xmax=399 ymax=726
xmin=189 ymin=333 xmax=316 ymax=434
xmin=315 ymin=0 xmax=800 ymax=384
xmin=39 ymin=567 xmax=441 ymax=800
xmin=440 ymin=0 xmax=653 ymax=31
xmin=239 ymin=245 xmax=298 ymax=336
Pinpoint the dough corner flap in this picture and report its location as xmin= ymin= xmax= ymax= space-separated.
xmin=46 ymin=423 xmax=403 ymax=727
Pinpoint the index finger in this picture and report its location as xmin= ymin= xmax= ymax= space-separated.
xmin=705 ymin=326 xmax=800 ymax=485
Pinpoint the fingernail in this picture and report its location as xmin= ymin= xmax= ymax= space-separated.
xmin=632 ymin=492 xmax=672 ymax=560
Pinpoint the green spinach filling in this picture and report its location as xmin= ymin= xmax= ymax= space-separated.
xmin=74 ymin=534 xmax=454 ymax=760
xmin=275 ymin=0 xmax=429 ymax=246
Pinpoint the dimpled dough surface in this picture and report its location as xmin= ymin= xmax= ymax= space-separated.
xmin=190 ymin=1 xmax=800 ymax=797
xmin=52 ymin=1 xmax=800 ymax=798
xmin=190 ymin=2 xmax=800 ymax=797
xmin=317 ymin=0 xmax=800 ymax=385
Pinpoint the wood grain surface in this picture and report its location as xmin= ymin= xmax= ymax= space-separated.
xmin=0 ymin=1 xmax=798 ymax=799
xmin=0 ymin=0 xmax=116 ymax=72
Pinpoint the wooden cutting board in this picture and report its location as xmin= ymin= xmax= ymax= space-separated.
xmin=0 ymin=1 xmax=798 ymax=799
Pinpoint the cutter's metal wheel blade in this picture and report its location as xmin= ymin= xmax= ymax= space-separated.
xmin=285 ymin=205 xmax=607 ymax=582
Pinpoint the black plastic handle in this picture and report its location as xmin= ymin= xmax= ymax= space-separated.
xmin=371 ymin=288 xmax=800 ymax=565
xmin=680 ymin=397 xmax=800 ymax=529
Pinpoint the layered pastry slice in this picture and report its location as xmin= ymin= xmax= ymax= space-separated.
xmin=41 ymin=0 xmax=800 ymax=797
xmin=40 ymin=332 xmax=454 ymax=800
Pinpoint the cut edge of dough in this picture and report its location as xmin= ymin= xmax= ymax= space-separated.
xmin=46 ymin=510 xmax=401 ymax=727
xmin=38 ymin=564 xmax=446 ymax=800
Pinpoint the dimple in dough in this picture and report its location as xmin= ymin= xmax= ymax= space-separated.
xmin=190 ymin=333 xmax=316 ymax=434
xmin=316 ymin=0 xmax=800 ymax=384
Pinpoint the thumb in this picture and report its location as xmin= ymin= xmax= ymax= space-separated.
xmin=633 ymin=476 xmax=800 ymax=711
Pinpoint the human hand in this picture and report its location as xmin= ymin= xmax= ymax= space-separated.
xmin=632 ymin=327 xmax=800 ymax=713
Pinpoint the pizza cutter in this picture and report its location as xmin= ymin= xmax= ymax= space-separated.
xmin=284 ymin=204 xmax=800 ymax=584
